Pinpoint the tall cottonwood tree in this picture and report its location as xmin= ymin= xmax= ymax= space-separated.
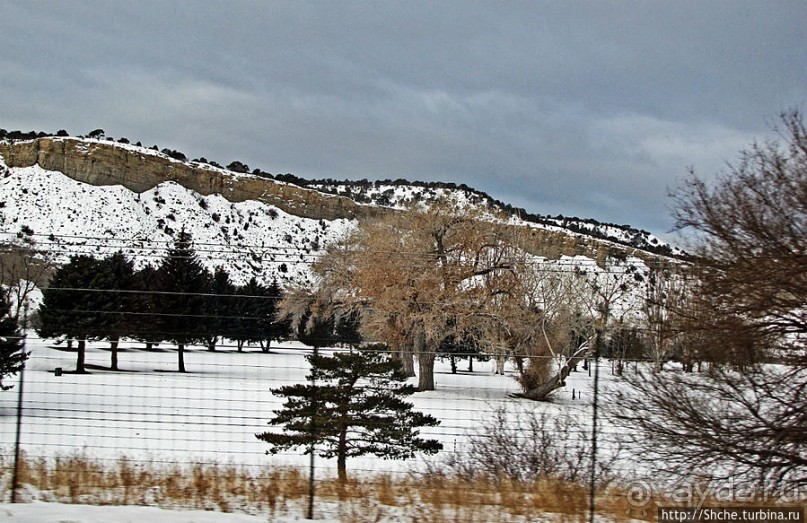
xmin=310 ymin=201 xmax=528 ymax=391
xmin=611 ymin=111 xmax=807 ymax=491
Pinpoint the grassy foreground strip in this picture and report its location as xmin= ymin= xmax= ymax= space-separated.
xmin=0 ymin=450 xmax=652 ymax=522
xmin=4 ymin=452 xmax=801 ymax=522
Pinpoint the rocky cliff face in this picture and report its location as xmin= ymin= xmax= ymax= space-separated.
xmin=0 ymin=137 xmax=664 ymax=266
xmin=0 ymin=137 xmax=384 ymax=222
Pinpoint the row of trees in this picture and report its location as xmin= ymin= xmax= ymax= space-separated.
xmin=269 ymin=110 xmax=805 ymax=490
xmin=37 ymin=231 xmax=292 ymax=373
xmin=282 ymin=116 xmax=805 ymax=413
xmin=284 ymin=199 xmax=674 ymax=399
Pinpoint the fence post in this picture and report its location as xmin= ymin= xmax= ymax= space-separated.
xmin=306 ymin=345 xmax=318 ymax=520
xmin=11 ymin=303 xmax=28 ymax=503
xmin=588 ymin=331 xmax=601 ymax=523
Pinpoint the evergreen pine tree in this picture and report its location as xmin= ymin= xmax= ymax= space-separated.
xmin=335 ymin=309 xmax=363 ymax=351
xmin=38 ymin=255 xmax=101 ymax=373
xmin=297 ymin=308 xmax=336 ymax=350
xmin=92 ymin=251 xmax=135 ymax=370
xmin=130 ymin=264 xmax=161 ymax=350
xmin=256 ymin=348 xmax=442 ymax=482
xmin=155 ymin=230 xmax=210 ymax=372
xmin=203 ymin=266 xmax=234 ymax=351
xmin=230 ymin=277 xmax=266 ymax=352
xmin=0 ymin=289 xmax=26 ymax=390
xmin=261 ymin=278 xmax=290 ymax=352
xmin=437 ymin=330 xmax=488 ymax=374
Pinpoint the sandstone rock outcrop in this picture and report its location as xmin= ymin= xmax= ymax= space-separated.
xmin=0 ymin=137 xmax=664 ymax=266
xmin=0 ymin=138 xmax=384 ymax=222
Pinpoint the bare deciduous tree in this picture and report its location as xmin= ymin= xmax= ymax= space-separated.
xmin=438 ymin=407 xmax=619 ymax=486
xmin=508 ymin=266 xmax=595 ymax=400
xmin=311 ymin=201 xmax=529 ymax=391
xmin=0 ymin=244 xmax=53 ymax=323
xmin=641 ymin=266 xmax=687 ymax=372
xmin=611 ymin=111 xmax=807 ymax=492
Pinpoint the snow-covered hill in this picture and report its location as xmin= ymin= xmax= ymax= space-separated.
xmin=0 ymin=159 xmax=354 ymax=286
xmin=0 ymin=135 xmax=682 ymax=291
xmin=305 ymin=178 xmax=677 ymax=256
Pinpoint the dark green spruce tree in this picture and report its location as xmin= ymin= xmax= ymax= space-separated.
xmin=203 ymin=266 xmax=234 ymax=351
xmin=155 ymin=230 xmax=210 ymax=372
xmin=297 ymin=307 xmax=336 ymax=351
xmin=438 ymin=330 xmax=489 ymax=374
xmin=260 ymin=278 xmax=291 ymax=352
xmin=0 ymin=289 xmax=26 ymax=390
xmin=231 ymin=277 xmax=266 ymax=352
xmin=38 ymin=254 xmax=101 ymax=373
xmin=256 ymin=348 xmax=442 ymax=482
xmin=335 ymin=309 xmax=363 ymax=352
xmin=130 ymin=264 xmax=161 ymax=350
xmin=92 ymin=251 xmax=136 ymax=370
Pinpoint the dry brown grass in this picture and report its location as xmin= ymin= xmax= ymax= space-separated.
xmin=3 ymin=451 xmax=797 ymax=522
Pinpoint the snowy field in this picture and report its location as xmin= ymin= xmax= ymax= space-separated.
xmin=0 ymin=501 xmax=276 ymax=523
xmin=0 ymin=337 xmax=613 ymax=472
xmin=0 ymin=336 xmax=631 ymax=521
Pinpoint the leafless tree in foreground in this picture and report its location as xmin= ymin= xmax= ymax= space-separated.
xmin=610 ymin=111 xmax=807 ymax=493
xmin=612 ymin=364 xmax=805 ymax=491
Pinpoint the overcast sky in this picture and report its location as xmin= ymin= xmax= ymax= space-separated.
xmin=1 ymin=1 xmax=804 ymax=238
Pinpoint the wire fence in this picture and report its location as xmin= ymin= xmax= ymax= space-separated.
xmin=0 ymin=333 xmax=636 ymax=520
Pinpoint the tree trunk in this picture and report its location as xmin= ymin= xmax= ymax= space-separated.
xmin=401 ymin=349 xmax=415 ymax=377
xmin=76 ymin=338 xmax=86 ymax=373
xmin=110 ymin=336 xmax=119 ymax=371
xmin=145 ymin=341 xmax=153 ymax=351
xmin=237 ymin=340 xmax=244 ymax=352
xmin=514 ymin=355 xmax=524 ymax=375
xmin=514 ymin=344 xmax=591 ymax=401
xmin=337 ymin=428 xmax=348 ymax=483
xmin=178 ymin=343 xmax=186 ymax=373
xmin=207 ymin=337 xmax=217 ymax=351
xmin=414 ymin=327 xmax=435 ymax=390
xmin=468 ymin=357 xmax=474 ymax=373
xmin=495 ymin=354 xmax=506 ymax=375
xmin=450 ymin=355 xmax=457 ymax=374
xmin=260 ymin=340 xmax=271 ymax=353
xmin=417 ymin=351 xmax=436 ymax=391
xmin=67 ymin=338 xmax=74 ymax=350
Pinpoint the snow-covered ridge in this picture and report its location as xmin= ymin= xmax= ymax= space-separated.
xmin=306 ymin=178 xmax=680 ymax=256
xmin=1 ymin=132 xmax=679 ymax=257
xmin=0 ymin=163 xmax=354 ymax=286
xmin=0 ymin=133 xmax=684 ymax=286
